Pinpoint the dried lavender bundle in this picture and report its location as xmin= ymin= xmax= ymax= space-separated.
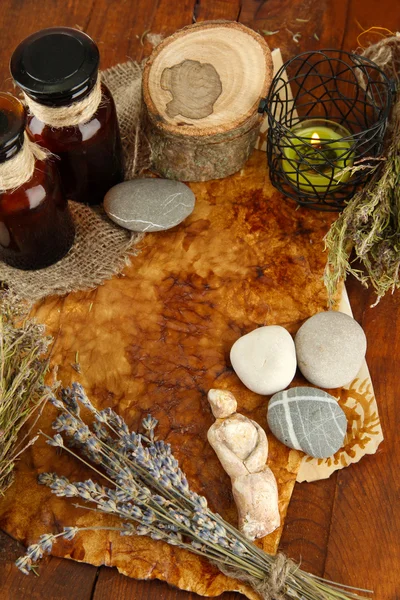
xmin=0 ymin=291 xmax=54 ymax=495
xmin=17 ymin=383 xmax=371 ymax=600
xmin=324 ymin=33 xmax=400 ymax=305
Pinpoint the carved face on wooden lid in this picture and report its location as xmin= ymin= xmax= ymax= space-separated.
xmin=161 ymin=59 xmax=223 ymax=120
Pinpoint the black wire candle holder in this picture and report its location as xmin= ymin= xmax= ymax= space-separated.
xmin=259 ymin=49 xmax=393 ymax=210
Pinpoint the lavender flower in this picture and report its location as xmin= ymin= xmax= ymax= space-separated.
xmin=152 ymin=495 xmax=167 ymax=506
xmin=192 ymin=494 xmax=208 ymax=510
xmin=142 ymin=414 xmax=158 ymax=441
xmin=48 ymin=475 xmax=71 ymax=497
xmin=38 ymin=534 xmax=54 ymax=553
xmin=136 ymin=525 xmax=150 ymax=536
xmin=25 ymin=544 xmax=43 ymax=562
xmin=53 ymin=414 xmax=79 ymax=436
xmin=130 ymin=506 xmax=143 ymax=520
xmin=37 ymin=472 xmax=58 ymax=486
xmin=46 ymin=434 xmax=64 ymax=448
xmin=121 ymin=523 xmax=135 ymax=536
xmin=63 ymin=527 xmax=79 ymax=541
xmin=93 ymin=422 xmax=113 ymax=443
xmin=15 ymin=555 xmax=32 ymax=575
xmin=49 ymin=397 xmax=65 ymax=411
xmin=77 ymin=480 xmax=106 ymax=501
xmin=63 ymin=483 xmax=80 ymax=497
xmin=68 ymin=383 xmax=91 ymax=410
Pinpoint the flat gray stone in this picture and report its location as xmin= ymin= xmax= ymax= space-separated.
xmin=104 ymin=179 xmax=195 ymax=232
xmin=267 ymin=386 xmax=347 ymax=458
xmin=295 ymin=311 xmax=367 ymax=389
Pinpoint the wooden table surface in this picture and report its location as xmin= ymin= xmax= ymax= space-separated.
xmin=0 ymin=1 xmax=399 ymax=599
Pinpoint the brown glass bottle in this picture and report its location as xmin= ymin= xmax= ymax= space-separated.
xmin=0 ymin=94 xmax=75 ymax=270
xmin=10 ymin=28 xmax=124 ymax=205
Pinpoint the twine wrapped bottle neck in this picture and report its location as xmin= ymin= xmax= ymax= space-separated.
xmin=23 ymin=76 xmax=103 ymax=128
xmin=0 ymin=133 xmax=48 ymax=191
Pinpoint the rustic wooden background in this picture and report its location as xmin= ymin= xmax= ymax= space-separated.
xmin=0 ymin=1 xmax=399 ymax=599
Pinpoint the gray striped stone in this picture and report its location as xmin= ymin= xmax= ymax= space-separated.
xmin=267 ymin=386 xmax=347 ymax=458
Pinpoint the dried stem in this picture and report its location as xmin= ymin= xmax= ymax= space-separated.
xmin=324 ymin=33 xmax=400 ymax=305
xmin=0 ymin=291 xmax=56 ymax=495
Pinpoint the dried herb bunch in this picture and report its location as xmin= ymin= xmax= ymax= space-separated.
xmin=324 ymin=33 xmax=400 ymax=304
xmin=0 ymin=291 xmax=53 ymax=495
xmin=17 ymin=383 xmax=372 ymax=600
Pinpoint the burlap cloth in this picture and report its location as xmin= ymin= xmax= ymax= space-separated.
xmin=0 ymin=61 xmax=150 ymax=302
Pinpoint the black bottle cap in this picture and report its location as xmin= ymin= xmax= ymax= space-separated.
xmin=0 ymin=93 xmax=26 ymax=162
xmin=10 ymin=27 xmax=100 ymax=107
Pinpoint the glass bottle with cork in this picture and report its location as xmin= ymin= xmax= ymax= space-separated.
xmin=10 ymin=27 xmax=124 ymax=205
xmin=0 ymin=93 xmax=75 ymax=270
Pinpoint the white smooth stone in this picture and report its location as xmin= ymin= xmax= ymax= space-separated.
xmin=230 ymin=326 xmax=297 ymax=395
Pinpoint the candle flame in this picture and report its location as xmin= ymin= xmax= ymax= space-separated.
xmin=311 ymin=132 xmax=320 ymax=145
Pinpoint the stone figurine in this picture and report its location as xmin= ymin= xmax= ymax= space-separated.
xmin=207 ymin=389 xmax=280 ymax=540
xmin=161 ymin=59 xmax=223 ymax=119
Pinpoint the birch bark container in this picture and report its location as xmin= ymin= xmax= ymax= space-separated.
xmin=142 ymin=21 xmax=273 ymax=181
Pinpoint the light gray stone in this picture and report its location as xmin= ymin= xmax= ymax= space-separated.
xmin=267 ymin=386 xmax=347 ymax=458
xmin=230 ymin=326 xmax=297 ymax=395
xmin=104 ymin=179 xmax=195 ymax=232
xmin=295 ymin=311 xmax=367 ymax=389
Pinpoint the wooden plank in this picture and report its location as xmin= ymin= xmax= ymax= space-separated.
xmin=240 ymin=0 xmax=350 ymax=61
xmin=141 ymin=0 xmax=197 ymax=57
xmin=194 ymin=0 xmax=242 ymax=22
xmin=326 ymin=284 xmax=400 ymax=600
xmin=85 ymin=0 xmax=160 ymax=67
xmin=0 ymin=0 xmax=94 ymax=92
xmin=0 ymin=0 xmax=160 ymax=88
xmin=278 ymin=476 xmax=339 ymax=576
xmin=93 ymin=568 xmax=240 ymax=600
xmin=322 ymin=4 xmax=400 ymax=598
xmin=341 ymin=0 xmax=400 ymax=53
xmin=0 ymin=530 xmax=97 ymax=600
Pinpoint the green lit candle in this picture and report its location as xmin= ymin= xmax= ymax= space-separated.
xmin=282 ymin=119 xmax=355 ymax=194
